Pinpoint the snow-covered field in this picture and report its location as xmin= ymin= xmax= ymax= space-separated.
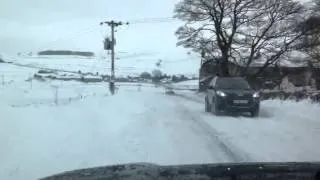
xmin=0 ymin=63 xmax=36 ymax=83
xmin=7 ymin=55 xmax=198 ymax=77
xmin=1 ymin=58 xmax=320 ymax=180
xmin=169 ymin=79 xmax=199 ymax=90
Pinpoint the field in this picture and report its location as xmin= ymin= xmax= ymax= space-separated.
xmin=0 ymin=56 xmax=319 ymax=180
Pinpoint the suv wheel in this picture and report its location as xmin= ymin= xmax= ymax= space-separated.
xmin=251 ymin=109 xmax=259 ymax=117
xmin=211 ymin=100 xmax=221 ymax=116
xmin=205 ymin=98 xmax=211 ymax=112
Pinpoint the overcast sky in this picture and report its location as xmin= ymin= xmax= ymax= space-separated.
xmin=0 ymin=0 xmax=190 ymax=59
xmin=0 ymin=0 xmax=311 ymax=58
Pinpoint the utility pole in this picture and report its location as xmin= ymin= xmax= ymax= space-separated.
xmin=100 ymin=20 xmax=128 ymax=95
xmin=110 ymin=23 xmax=115 ymax=80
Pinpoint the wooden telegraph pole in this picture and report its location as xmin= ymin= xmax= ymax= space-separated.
xmin=100 ymin=20 xmax=128 ymax=95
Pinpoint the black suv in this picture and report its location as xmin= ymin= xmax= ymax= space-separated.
xmin=205 ymin=76 xmax=260 ymax=117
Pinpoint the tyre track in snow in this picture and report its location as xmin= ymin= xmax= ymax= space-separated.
xmin=171 ymin=93 xmax=204 ymax=104
xmin=168 ymin=93 xmax=253 ymax=163
xmin=114 ymin=91 xmax=229 ymax=165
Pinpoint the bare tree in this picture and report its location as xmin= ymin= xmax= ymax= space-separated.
xmin=313 ymin=0 xmax=320 ymax=12
xmin=174 ymin=0 xmax=308 ymax=77
xmin=297 ymin=0 xmax=320 ymax=67
xmin=298 ymin=16 xmax=320 ymax=66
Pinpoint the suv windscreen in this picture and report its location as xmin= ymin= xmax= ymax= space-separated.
xmin=216 ymin=78 xmax=252 ymax=90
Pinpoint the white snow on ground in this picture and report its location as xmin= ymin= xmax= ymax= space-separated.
xmin=167 ymin=80 xmax=199 ymax=90
xmin=8 ymin=55 xmax=198 ymax=76
xmin=174 ymin=80 xmax=199 ymax=86
xmin=174 ymin=91 xmax=320 ymax=162
xmin=1 ymin=62 xmax=320 ymax=180
xmin=0 ymin=63 xmax=36 ymax=83
xmin=0 ymin=84 xmax=230 ymax=180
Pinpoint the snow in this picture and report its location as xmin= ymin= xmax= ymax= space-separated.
xmin=0 ymin=53 xmax=17 ymax=62
xmin=237 ymin=50 xmax=311 ymax=68
xmin=167 ymin=80 xmax=199 ymax=90
xmin=0 ymin=84 xmax=228 ymax=180
xmin=174 ymin=80 xmax=199 ymax=86
xmin=1 ymin=61 xmax=320 ymax=180
xmin=172 ymin=91 xmax=320 ymax=162
xmin=7 ymin=55 xmax=198 ymax=76
xmin=274 ymin=76 xmax=317 ymax=92
xmin=0 ymin=63 xmax=36 ymax=83
xmin=278 ymin=76 xmax=297 ymax=92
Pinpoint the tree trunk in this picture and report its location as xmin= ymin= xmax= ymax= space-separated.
xmin=219 ymin=56 xmax=230 ymax=77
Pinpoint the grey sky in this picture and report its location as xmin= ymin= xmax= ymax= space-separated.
xmin=1 ymin=0 xmax=175 ymax=24
xmin=0 ymin=0 xmax=310 ymax=57
xmin=0 ymin=0 xmax=188 ymax=58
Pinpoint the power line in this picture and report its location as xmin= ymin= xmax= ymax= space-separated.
xmin=54 ymin=25 xmax=100 ymax=42
xmin=36 ymin=25 xmax=101 ymax=50
xmin=35 ymin=17 xmax=180 ymax=50
xmin=128 ymin=17 xmax=179 ymax=24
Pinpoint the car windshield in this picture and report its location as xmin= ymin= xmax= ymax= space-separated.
xmin=216 ymin=78 xmax=252 ymax=90
xmin=1 ymin=0 xmax=320 ymax=180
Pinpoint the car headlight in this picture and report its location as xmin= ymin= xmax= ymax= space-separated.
xmin=253 ymin=92 xmax=260 ymax=98
xmin=216 ymin=91 xmax=227 ymax=97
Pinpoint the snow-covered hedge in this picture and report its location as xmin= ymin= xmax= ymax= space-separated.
xmin=261 ymin=90 xmax=320 ymax=103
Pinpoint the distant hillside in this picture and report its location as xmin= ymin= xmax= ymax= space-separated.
xmin=38 ymin=50 xmax=94 ymax=57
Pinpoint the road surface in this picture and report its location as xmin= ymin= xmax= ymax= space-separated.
xmin=1 ymin=85 xmax=320 ymax=180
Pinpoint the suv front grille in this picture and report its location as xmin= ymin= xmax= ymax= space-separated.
xmin=226 ymin=93 xmax=253 ymax=106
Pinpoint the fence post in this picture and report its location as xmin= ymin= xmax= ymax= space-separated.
xmin=55 ymin=87 xmax=58 ymax=105
xmin=31 ymin=79 xmax=33 ymax=89
xmin=30 ymin=74 xmax=33 ymax=89
xmin=51 ymin=85 xmax=59 ymax=105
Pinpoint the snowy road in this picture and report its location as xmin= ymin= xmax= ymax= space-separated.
xmin=1 ymin=86 xmax=236 ymax=180
xmin=1 ymin=84 xmax=320 ymax=180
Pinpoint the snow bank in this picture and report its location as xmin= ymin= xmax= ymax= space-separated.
xmin=0 ymin=63 xmax=36 ymax=84
xmin=11 ymin=56 xmax=198 ymax=76
xmin=1 ymin=62 xmax=319 ymax=180
xmin=0 ymin=53 xmax=15 ymax=62
xmin=260 ymin=90 xmax=320 ymax=103
xmin=278 ymin=76 xmax=296 ymax=91
xmin=174 ymin=80 xmax=199 ymax=86
xmin=180 ymin=95 xmax=320 ymax=162
xmin=167 ymin=80 xmax=199 ymax=90
xmin=0 ymin=55 xmax=4 ymax=63
xmin=0 ymin=85 xmax=226 ymax=180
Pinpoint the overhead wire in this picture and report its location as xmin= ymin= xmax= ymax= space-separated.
xmin=37 ymin=16 xmax=180 ymax=50
xmin=128 ymin=17 xmax=179 ymax=24
xmin=37 ymin=25 xmax=101 ymax=51
xmin=33 ymin=16 xmax=187 ymax=75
